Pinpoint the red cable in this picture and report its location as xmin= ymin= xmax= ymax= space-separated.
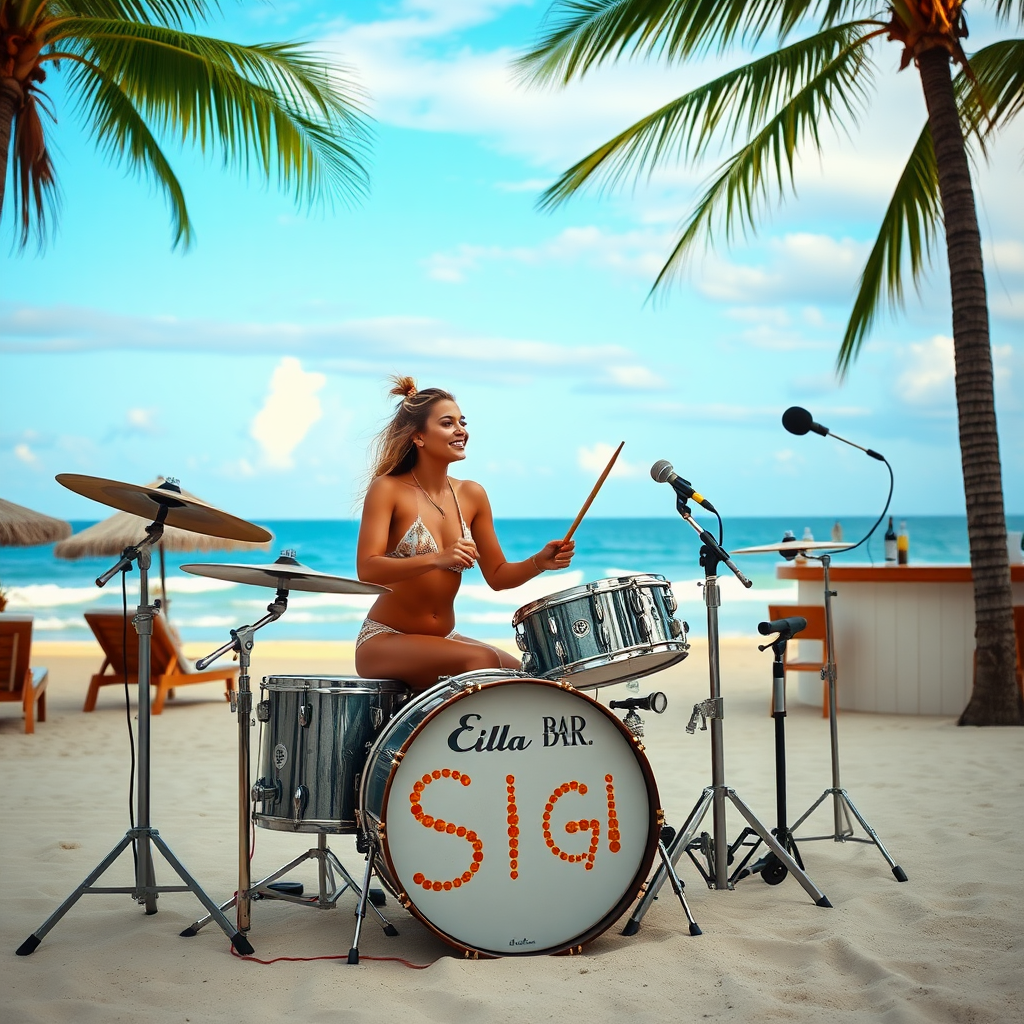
xmin=229 ymin=944 xmax=435 ymax=969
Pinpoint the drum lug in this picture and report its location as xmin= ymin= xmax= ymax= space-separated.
xmin=628 ymin=584 xmax=645 ymax=615
xmin=292 ymin=785 xmax=308 ymax=828
xmin=656 ymin=808 xmax=666 ymax=828
xmin=547 ymin=616 xmax=559 ymax=636
xmin=636 ymin=613 xmax=652 ymax=640
xmin=463 ymin=949 xmax=480 ymax=960
xmin=554 ymin=640 xmax=567 ymax=665
xmin=251 ymin=777 xmax=279 ymax=805
xmin=590 ymin=594 xmax=605 ymax=623
xmin=256 ymin=700 xmax=270 ymax=722
xmin=664 ymin=590 xmax=678 ymax=615
xmin=599 ymin=623 xmax=612 ymax=650
xmin=398 ymin=893 xmax=412 ymax=909
xmin=514 ymin=628 xmax=530 ymax=653
xmin=298 ymin=702 xmax=313 ymax=728
xmin=521 ymin=652 xmax=534 ymax=673
xmin=670 ymin=618 xmax=684 ymax=639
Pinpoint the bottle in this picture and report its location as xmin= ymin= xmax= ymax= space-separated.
xmin=897 ymin=520 xmax=909 ymax=565
xmin=884 ymin=517 xmax=897 ymax=564
xmin=831 ymin=521 xmax=843 ymax=543
xmin=796 ymin=526 xmax=813 ymax=564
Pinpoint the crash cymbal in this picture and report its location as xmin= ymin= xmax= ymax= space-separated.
xmin=56 ymin=474 xmax=271 ymax=544
xmin=181 ymin=551 xmax=388 ymax=595
xmin=733 ymin=540 xmax=856 ymax=555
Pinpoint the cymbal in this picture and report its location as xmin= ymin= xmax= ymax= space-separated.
xmin=56 ymin=474 xmax=271 ymax=544
xmin=733 ymin=540 xmax=856 ymax=555
xmin=181 ymin=552 xmax=389 ymax=595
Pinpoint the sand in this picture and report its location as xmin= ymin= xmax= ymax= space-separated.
xmin=2 ymin=638 xmax=1022 ymax=1023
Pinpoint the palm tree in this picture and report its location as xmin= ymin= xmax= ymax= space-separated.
xmin=0 ymin=0 xmax=370 ymax=248
xmin=518 ymin=0 xmax=1023 ymax=725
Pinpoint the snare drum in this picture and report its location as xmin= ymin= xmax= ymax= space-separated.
xmin=512 ymin=574 xmax=689 ymax=690
xmin=358 ymin=671 xmax=660 ymax=957
xmin=252 ymin=675 xmax=409 ymax=833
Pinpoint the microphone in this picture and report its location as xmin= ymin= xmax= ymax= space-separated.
xmin=781 ymin=406 xmax=828 ymax=437
xmin=781 ymin=407 xmax=885 ymax=462
xmin=758 ymin=616 xmax=807 ymax=641
xmin=650 ymin=460 xmax=718 ymax=514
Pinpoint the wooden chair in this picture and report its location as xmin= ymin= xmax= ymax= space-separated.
xmin=0 ymin=615 xmax=48 ymax=734
xmin=84 ymin=610 xmax=236 ymax=714
xmin=768 ymin=604 xmax=833 ymax=717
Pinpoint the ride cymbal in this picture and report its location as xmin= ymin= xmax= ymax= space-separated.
xmin=181 ymin=551 xmax=388 ymax=595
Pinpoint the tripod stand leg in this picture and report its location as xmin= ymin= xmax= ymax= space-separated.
xmin=622 ymin=788 xmax=714 ymax=935
xmin=655 ymin=841 xmax=701 ymax=935
xmin=149 ymin=833 xmax=254 ymax=954
xmin=838 ymin=791 xmax=908 ymax=881
xmin=726 ymin=790 xmax=831 ymax=907
xmin=16 ymin=833 xmax=135 ymax=955
xmin=325 ymin=849 xmax=397 ymax=933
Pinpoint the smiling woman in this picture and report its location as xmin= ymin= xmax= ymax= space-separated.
xmin=354 ymin=375 xmax=575 ymax=689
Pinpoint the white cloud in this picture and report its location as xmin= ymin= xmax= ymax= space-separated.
xmin=603 ymin=365 xmax=667 ymax=391
xmin=578 ymin=442 xmax=640 ymax=479
xmin=250 ymin=358 xmax=327 ymax=470
xmin=0 ymin=303 xmax=664 ymax=395
xmin=14 ymin=443 xmax=37 ymax=465
xmin=898 ymin=335 xmax=955 ymax=405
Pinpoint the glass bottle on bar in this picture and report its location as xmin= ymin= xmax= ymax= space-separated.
xmin=897 ymin=520 xmax=909 ymax=565
xmin=884 ymin=517 xmax=898 ymax=564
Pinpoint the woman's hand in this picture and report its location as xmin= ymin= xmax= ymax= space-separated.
xmin=534 ymin=539 xmax=574 ymax=572
xmin=437 ymin=537 xmax=479 ymax=571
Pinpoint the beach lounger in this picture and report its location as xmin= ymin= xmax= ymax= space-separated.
xmin=0 ymin=615 xmax=48 ymax=734
xmin=84 ymin=610 xmax=236 ymax=714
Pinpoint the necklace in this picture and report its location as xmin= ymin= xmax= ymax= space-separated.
xmin=411 ymin=472 xmax=446 ymax=518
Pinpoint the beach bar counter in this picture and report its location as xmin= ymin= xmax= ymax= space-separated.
xmin=777 ymin=563 xmax=1024 ymax=715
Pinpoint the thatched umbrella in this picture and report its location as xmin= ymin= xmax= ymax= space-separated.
xmin=54 ymin=478 xmax=272 ymax=618
xmin=0 ymin=498 xmax=73 ymax=548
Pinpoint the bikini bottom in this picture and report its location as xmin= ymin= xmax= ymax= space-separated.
xmin=355 ymin=617 xmax=458 ymax=650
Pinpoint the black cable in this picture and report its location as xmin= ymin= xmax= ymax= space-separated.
xmin=121 ymin=570 xmax=138 ymax=873
xmin=831 ymin=455 xmax=894 ymax=564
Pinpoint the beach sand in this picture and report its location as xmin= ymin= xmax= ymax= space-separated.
xmin=3 ymin=639 xmax=1022 ymax=1023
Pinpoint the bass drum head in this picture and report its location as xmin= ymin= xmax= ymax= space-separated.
xmin=373 ymin=677 xmax=659 ymax=957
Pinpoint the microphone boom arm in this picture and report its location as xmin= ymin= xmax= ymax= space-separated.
xmin=676 ymin=496 xmax=752 ymax=589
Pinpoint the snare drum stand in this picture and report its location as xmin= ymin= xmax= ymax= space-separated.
xmin=789 ymin=554 xmax=907 ymax=880
xmin=623 ymin=501 xmax=830 ymax=937
xmin=18 ymin=522 xmax=253 ymax=957
xmin=181 ymin=595 xmax=399 ymax=952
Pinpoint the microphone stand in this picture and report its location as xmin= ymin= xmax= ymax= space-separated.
xmin=623 ymin=498 xmax=830 ymax=937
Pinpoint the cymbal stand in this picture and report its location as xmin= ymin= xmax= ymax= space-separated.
xmin=182 ymin=594 xmax=399 ymax=952
xmin=623 ymin=500 xmax=830 ymax=938
xmin=789 ymin=554 xmax=908 ymax=881
xmin=180 ymin=588 xmax=288 ymax=939
xmin=17 ymin=518 xmax=253 ymax=956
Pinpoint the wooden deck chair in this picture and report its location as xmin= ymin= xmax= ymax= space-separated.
xmin=768 ymin=604 xmax=833 ymax=717
xmin=84 ymin=610 xmax=236 ymax=714
xmin=0 ymin=615 xmax=48 ymax=734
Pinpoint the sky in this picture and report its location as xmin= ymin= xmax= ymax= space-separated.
xmin=2 ymin=0 xmax=1022 ymax=528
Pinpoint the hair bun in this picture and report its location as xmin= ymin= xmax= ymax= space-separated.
xmin=388 ymin=375 xmax=417 ymax=400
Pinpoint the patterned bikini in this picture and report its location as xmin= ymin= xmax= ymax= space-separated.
xmin=356 ymin=481 xmax=473 ymax=649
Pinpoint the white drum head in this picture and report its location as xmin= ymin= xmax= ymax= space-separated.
xmin=378 ymin=679 xmax=659 ymax=956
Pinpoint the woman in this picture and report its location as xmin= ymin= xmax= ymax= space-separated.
xmin=355 ymin=376 xmax=574 ymax=689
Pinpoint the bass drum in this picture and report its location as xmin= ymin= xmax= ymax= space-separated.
xmin=358 ymin=670 xmax=660 ymax=957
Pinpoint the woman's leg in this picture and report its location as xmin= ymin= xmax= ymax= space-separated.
xmin=450 ymin=633 xmax=521 ymax=672
xmin=356 ymin=633 xmax=513 ymax=690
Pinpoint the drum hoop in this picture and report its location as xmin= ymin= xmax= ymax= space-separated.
xmin=261 ymin=675 xmax=409 ymax=696
xmin=371 ymin=675 xmax=662 ymax=957
xmin=511 ymin=574 xmax=671 ymax=626
xmin=547 ymin=642 xmax=689 ymax=676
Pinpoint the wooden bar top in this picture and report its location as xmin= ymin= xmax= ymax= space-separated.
xmin=776 ymin=563 xmax=1024 ymax=583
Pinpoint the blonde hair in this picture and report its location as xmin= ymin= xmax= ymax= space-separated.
xmin=367 ymin=375 xmax=456 ymax=480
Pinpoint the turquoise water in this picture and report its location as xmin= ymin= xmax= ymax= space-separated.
xmin=2 ymin=515 xmax=1021 ymax=643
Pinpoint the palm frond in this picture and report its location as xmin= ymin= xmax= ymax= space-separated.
xmin=836 ymin=123 xmax=940 ymax=376
xmin=10 ymin=87 xmax=61 ymax=248
xmin=960 ymin=38 xmax=1024 ymax=131
xmin=642 ymin=31 xmax=875 ymax=293
xmin=66 ymin=57 xmax=192 ymax=247
xmin=53 ymin=1 xmax=218 ymax=27
xmin=990 ymin=0 xmax=1024 ymax=25
xmin=50 ymin=19 xmax=371 ymax=210
xmin=538 ymin=22 xmax=869 ymax=208
xmin=516 ymin=0 xmax=867 ymax=84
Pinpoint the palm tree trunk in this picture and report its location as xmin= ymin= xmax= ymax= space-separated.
xmin=916 ymin=47 xmax=1022 ymax=725
xmin=0 ymin=77 xmax=20 ymax=224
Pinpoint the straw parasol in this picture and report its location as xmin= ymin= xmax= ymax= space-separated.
xmin=54 ymin=478 xmax=273 ymax=617
xmin=0 ymin=498 xmax=73 ymax=548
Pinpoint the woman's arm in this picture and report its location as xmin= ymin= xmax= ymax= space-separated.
xmin=462 ymin=481 xmax=574 ymax=591
xmin=356 ymin=477 xmax=477 ymax=585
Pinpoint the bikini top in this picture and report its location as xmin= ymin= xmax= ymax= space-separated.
xmin=387 ymin=480 xmax=474 ymax=573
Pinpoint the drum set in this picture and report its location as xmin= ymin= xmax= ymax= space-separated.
xmin=17 ymin=470 xmax=901 ymax=964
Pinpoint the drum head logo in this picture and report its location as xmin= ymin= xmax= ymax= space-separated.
xmin=273 ymin=743 xmax=288 ymax=770
xmin=571 ymin=619 xmax=591 ymax=638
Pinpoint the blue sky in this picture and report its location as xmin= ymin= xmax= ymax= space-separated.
xmin=2 ymin=0 xmax=1022 ymax=526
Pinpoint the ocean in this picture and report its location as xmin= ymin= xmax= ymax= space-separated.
xmin=3 ymin=515 xmax=1022 ymax=645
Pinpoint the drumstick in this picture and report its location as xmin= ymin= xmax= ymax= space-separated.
xmin=562 ymin=442 xmax=624 ymax=543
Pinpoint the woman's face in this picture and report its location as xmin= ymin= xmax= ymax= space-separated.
xmin=415 ymin=400 xmax=468 ymax=463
